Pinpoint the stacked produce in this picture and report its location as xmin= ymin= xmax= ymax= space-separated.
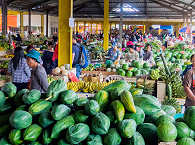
xmin=0 ymin=80 xmax=194 ymax=145
xmin=106 ymin=59 xmax=151 ymax=77
xmin=0 ymin=60 xmax=9 ymax=69
xmin=67 ymin=81 xmax=116 ymax=93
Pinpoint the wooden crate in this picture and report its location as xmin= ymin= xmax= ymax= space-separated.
xmin=158 ymin=142 xmax=177 ymax=145
xmin=81 ymin=71 xmax=116 ymax=76
xmin=157 ymin=81 xmax=166 ymax=103
xmin=124 ymin=77 xmax=137 ymax=83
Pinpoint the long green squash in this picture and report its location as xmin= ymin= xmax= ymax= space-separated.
xmin=51 ymin=115 xmax=75 ymax=139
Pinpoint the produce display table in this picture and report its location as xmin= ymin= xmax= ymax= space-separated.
xmin=81 ymin=71 xmax=116 ymax=77
xmin=0 ymin=58 xmax=11 ymax=61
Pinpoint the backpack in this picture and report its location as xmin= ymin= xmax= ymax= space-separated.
xmin=79 ymin=45 xmax=88 ymax=69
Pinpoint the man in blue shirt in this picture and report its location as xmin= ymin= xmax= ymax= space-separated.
xmin=72 ymin=37 xmax=80 ymax=67
xmin=108 ymin=43 xmax=121 ymax=63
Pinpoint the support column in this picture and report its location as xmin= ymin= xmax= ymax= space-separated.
xmin=103 ymin=0 xmax=109 ymax=51
xmin=20 ymin=11 xmax=24 ymax=38
xmin=41 ymin=15 xmax=44 ymax=36
xmin=77 ymin=22 xmax=79 ymax=33
xmin=46 ymin=11 xmax=49 ymax=37
xmin=1 ymin=0 xmax=7 ymax=36
xmin=96 ymin=23 xmax=98 ymax=34
xmin=190 ymin=12 xmax=193 ymax=42
xmin=144 ymin=25 xmax=146 ymax=33
xmin=119 ymin=0 xmax=123 ymax=46
xmin=58 ymin=0 xmax=73 ymax=67
xmin=28 ymin=8 xmax=31 ymax=33
xmin=84 ymin=22 xmax=86 ymax=34
xmin=90 ymin=23 xmax=93 ymax=34
xmin=175 ymin=24 xmax=179 ymax=38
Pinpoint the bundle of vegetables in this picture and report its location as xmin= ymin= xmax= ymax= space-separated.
xmin=0 ymin=80 xmax=194 ymax=145
xmin=159 ymin=54 xmax=186 ymax=99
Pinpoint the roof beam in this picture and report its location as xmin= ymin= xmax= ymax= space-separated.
xmin=150 ymin=0 xmax=187 ymax=14
xmin=28 ymin=0 xmax=52 ymax=9
xmin=7 ymin=0 xmax=16 ymax=5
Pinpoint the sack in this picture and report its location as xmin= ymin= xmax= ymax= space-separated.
xmin=79 ymin=45 xmax=88 ymax=69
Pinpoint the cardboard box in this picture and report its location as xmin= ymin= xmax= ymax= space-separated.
xmin=157 ymin=81 xmax=166 ymax=103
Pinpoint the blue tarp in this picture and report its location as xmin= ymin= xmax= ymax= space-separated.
xmin=179 ymin=27 xmax=187 ymax=33
xmin=160 ymin=25 xmax=172 ymax=30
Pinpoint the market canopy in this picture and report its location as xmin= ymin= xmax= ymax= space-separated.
xmin=2 ymin=0 xmax=195 ymax=19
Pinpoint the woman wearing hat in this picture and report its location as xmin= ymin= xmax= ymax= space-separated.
xmin=125 ymin=45 xmax=139 ymax=62
xmin=26 ymin=49 xmax=49 ymax=93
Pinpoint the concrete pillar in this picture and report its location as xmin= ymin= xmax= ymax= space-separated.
xmin=119 ymin=0 xmax=123 ymax=47
xmin=28 ymin=8 xmax=31 ymax=33
xmin=46 ymin=11 xmax=49 ymax=37
xmin=20 ymin=11 xmax=24 ymax=38
xmin=58 ymin=0 xmax=73 ymax=67
xmin=1 ymin=0 xmax=7 ymax=36
xmin=103 ymin=0 xmax=109 ymax=51
xmin=41 ymin=15 xmax=44 ymax=36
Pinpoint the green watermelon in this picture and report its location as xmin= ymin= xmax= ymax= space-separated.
xmin=157 ymin=122 xmax=177 ymax=142
xmin=137 ymin=123 xmax=158 ymax=145
xmin=0 ymin=91 xmax=5 ymax=108
xmin=156 ymin=115 xmax=175 ymax=126
xmin=126 ymin=71 xmax=133 ymax=77
xmin=122 ymin=64 xmax=129 ymax=70
xmin=176 ymin=122 xmax=195 ymax=139
xmin=177 ymin=137 xmax=195 ymax=145
xmin=184 ymin=106 xmax=195 ymax=130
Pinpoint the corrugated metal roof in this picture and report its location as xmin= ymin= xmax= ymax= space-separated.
xmin=2 ymin=0 xmax=195 ymax=19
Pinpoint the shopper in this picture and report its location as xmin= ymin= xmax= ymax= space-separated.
xmin=8 ymin=47 xmax=31 ymax=91
xmin=108 ymin=43 xmax=121 ymax=63
xmin=125 ymin=45 xmax=139 ymax=62
xmin=183 ymin=54 xmax=195 ymax=107
xmin=42 ymin=41 xmax=55 ymax=74
xmin=143 ymin=43 xmax=155 ymax=66
xmin=72 ymin=36 xmax=88 ymax=78
xmin=26 ymin=49 xmax=48 ymax=93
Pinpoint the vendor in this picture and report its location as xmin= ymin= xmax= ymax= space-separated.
xmin=8 ymin=47 xmax=31 ymax=91
xmin=108 ymin=43 xmax=121 ymax=63
xmin=26 ymin=49 xmax=48 ymax=93
xmin=143 ymin=44 xmax=155 ymax=66
xmin=183 ymin=54 xmax=195 ymax=107
xmin=125 ymin=45 xmax=139 ymax=62
xmin=42 ymin=41 xmax=55 ymax=74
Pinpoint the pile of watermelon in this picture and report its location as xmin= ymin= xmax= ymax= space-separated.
xmin=0 ymin=80 xmax=195 ymax=145
xmin=115 ymin=60 xmax=151 ymax=78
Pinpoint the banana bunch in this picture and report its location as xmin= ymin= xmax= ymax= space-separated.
xmin=67 ymin=81 xmax=85 ymax=92
xmin=150 ymin=69 xmax=160 ymax=80
xmin=48 ymin=77 xmax=56 ymax=84
xmin=67 ymin=80 xmax=116 ymax=93
xmin=162 ymin=97 xmax=181 ymax=113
